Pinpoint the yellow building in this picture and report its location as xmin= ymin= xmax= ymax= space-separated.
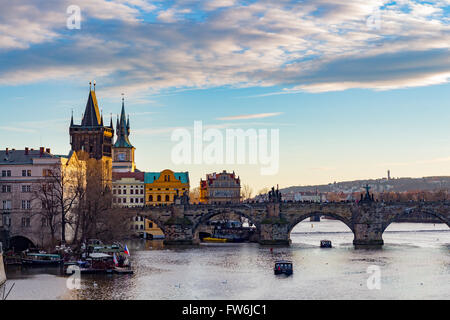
xmin=145 ymin=169 xmax=190 ymax=205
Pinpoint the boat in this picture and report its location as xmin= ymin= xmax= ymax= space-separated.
xmin=320 ymin=240 xmax=332 ymax=248
xmin=21 ymin=252 xmax=64 ymax=266
xmin=67 ymin=253 xmax=115 ymax=274
xmin=202 ymin=237 xmax=227 ymax=243
xmin=66 ymin=252 xmax=133 ymax=275
xmin=274 ymin=260 xmax=293 ymax=276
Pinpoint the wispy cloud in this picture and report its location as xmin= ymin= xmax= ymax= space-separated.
xmin=216 ymin=112 xmax=283 ymax=120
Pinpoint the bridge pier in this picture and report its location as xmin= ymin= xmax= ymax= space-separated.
xmin=352 ymin=223 xmax=384 ymax=248
xmin=162 ymin=223 xmax=198 ymax=246
xmin=258 ymin=223 xmax=291 ymax=245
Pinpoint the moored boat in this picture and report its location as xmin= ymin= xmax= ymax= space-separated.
xmin=21 ymin=252 xmax=63 ymax=266
xmin=202 ymin=237 xmax=227 ymax=243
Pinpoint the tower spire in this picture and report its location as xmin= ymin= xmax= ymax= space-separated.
xmin=113 ymin=94 xmax=133 ymax=148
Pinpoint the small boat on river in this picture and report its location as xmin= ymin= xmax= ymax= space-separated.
xmin=320 ymin=240 xmax=332 ymax=248
xmin=274 ymin=260 xmax=293 ymax=276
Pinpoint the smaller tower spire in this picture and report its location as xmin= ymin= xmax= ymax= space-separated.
xmin=70 ymin=109 xmax=74 ymax=126
xmin=89 ymin=81 xmax=92 ymax=91
xmin=110 ymin=113 xmax=113 ymax=129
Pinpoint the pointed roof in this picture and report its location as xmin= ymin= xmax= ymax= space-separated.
xmin=81 ymin=90 xmax=102 ymax=127
xmin=113 ymin=97 xmax=133 ymax=148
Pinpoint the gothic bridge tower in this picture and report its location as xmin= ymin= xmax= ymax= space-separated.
xmin=69 ymin=82 xmax=114 ymax=160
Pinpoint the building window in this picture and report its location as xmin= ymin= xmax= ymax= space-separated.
xmin=130 ymin=189 xmax=134 ymax=194
xmin=140 ymin=189 xmax=144 ymax=194
xmin=22 ymin=218 xmax=31 ymax=228
xmin=22 ymin=170 xmax=27 ymax=177
xmin=21 ymin=200 xmax=31 ymax=210
xmin=149 ymin=195 xmax=153 ymax=202
xmin=123 ymin=198 xmax=127 ymax=203
xmin=2 ymin=170 xmax=11 ymax=177
xmin=21 ymin=185 xmax=31 ymax=193
xmin=148 ymin=222 xmax=153 ymax=228
xmin=2 ymin=185 xmax=11 ymax=193
xmin=165 ymin=195 xmax=170 ymax=202
xmin=118 ymin=189 xmax=122 ymax=194
xmin=27 ymin=170 xmax=31 ymax=176
xmin=130 ymin=198 xmax=134 ymax=203
xmin=113 ymin=189 xmax=116 ymax=194
xmin=2 ymin=200 xmax=11 ymax=210
xmin=123 ymin=189 xmax=127 ymax=195
xmin=157 ymin=195 xmax=161 ymax=202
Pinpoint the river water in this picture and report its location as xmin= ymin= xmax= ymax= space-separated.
xmin=4 ymin=221 xmax=450 ymax=300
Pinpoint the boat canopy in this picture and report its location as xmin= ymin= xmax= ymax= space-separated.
xmin=88 ymin=253 xmax=112 ymax=259
xmin=26 ymin=253 xmax=61 ymax=258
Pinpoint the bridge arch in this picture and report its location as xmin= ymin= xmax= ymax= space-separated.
xmin=192 ymin=208 xmax=260 ymax=237
xmin=382 ymin=209 xmax=450 ymax=233
xmin=9 ymin=235 xmax=35 ymax=252
xmin=286 ymin=212 xmax=355 ymax=243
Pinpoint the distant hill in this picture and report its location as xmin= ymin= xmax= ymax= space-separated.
xmin=280 ymin=176 xmax=450 ymax=194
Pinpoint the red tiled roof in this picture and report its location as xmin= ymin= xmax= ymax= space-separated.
xmin=112 ymin=171 xmax=145 ymax=182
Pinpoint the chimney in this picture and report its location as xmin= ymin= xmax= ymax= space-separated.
xmin=25 ymin=147 xmax=29 ymax=155
xmin=46 ymin=148 xmax=51 ymax=154
xmin=40 ymin=147 xmax=44 ymax=157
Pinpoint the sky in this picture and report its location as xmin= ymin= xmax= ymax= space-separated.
xmin=0 ymin=0 xmax=450 ymax=194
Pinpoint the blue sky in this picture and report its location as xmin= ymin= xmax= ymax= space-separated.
xmin=1 ymin=0 xmax=450 ymax=193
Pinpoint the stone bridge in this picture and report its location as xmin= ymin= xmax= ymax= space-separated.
xmin=133 ymin=201 xmax=450 ymax=247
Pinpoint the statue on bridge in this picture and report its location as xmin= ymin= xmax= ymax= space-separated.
xmin=360 ymin=184 xmax=374 ymax=202
xmin=268 ymin=185 xmax=282 ymax=203
xmin=174 ymin=189 xmax=190 ymax=205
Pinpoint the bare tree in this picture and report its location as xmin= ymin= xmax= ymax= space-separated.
xmin=257 ymin=187 xmax=270 ymax=195
xmin=240 ymin=184 xmax=253 ymax=202
xmin=189 ymin=187 xmax=200 ymax=204
xmin=71 ymin=156 xmax=133 ymax=247
xmin=32 ymin=152 xmax=86 ymax=246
